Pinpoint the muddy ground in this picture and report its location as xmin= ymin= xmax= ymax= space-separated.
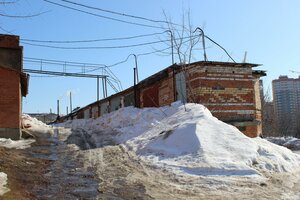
xmin=0 ymin=128 xmax=300 ymax=199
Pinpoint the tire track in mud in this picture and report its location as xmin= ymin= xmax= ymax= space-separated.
xmin=26 ymin=129 xmax=100 ymax=199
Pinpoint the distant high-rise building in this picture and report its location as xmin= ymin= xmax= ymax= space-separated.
xmin=272 ymin=75 xmax=300 ymax=137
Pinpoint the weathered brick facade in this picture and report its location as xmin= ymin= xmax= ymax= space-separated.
xmin=0 ymin=67 xmax=21 ymax=129
xmin=0 ymin=34 xmax=28 ymax=140
xmin=60 ymin=61 xmax=265 ymax=138
xmin=176 ymin=62 xmax=265 ymax=137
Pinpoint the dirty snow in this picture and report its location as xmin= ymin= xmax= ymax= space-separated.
xmin=56 ymin=102 xmax=300 ymax=177
xmin=22 ymin=114 xmax=51 ymax=133
xmin=266 ymin=137 xmax=300 ymax=151
xmin=0 ymin=172 xmax=10 ymax=196
xmin=0 ymin=138 xmax=35 ymax=149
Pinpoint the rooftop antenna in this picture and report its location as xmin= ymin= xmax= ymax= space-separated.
xmin=243 ymin=51 xmax=247 ymax=63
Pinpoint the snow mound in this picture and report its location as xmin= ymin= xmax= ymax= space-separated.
xmin=0 ymin=138 xmax=35 ymax=149
xmin=58 ymin=102 xmax=300 ymax=176
xmin=266 ymin=137 xmax=300 ymax=150
xmin=22 ymin=114 xmax=51 ymax=132
xmin=0 ymin=172 xmax=9 ymax=196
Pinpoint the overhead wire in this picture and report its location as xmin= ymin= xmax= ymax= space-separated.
xmin=59 ymin=0 xmax=180 ymax=26
xmin=21 ymin=31 xmax=167 ymax=43
xmin=0 ymin=12 xmax=48 ymax=18
xmin=21 ymin=40 xmax=166 ymax=49
xmin=25 ymin=34 xmax=201 ymax=77
xmin=43 ymin=0 xmax=163 ymax=29
xmin=204 ymin=35 xmax=236 ymax=63
xmin=21 ymin=35 xmax=198 ymax=50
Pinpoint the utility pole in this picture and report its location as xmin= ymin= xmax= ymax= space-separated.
xmin=57 ymin=100 xmax=60 ymax=118
xmin=97 ymin=76 xmax=100 ymax=101
xmin=70 ymin=91 xmax=72 ymax=113
xmin=133 ymin=67 xmax=137 ymax=107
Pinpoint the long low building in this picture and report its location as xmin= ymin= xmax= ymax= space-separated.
xmin=60 ymin=61 xmax=266 ymax=138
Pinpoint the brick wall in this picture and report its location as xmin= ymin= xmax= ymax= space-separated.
xmin=185 ymin=64 xmax=261 ymax=137
xmin=0 ymin=67 xmax=21 ymax=128
xmin=158 ymin=75 xmax=175 ymax=107
xmin=244 ymin=125 xmax=258 ymax=138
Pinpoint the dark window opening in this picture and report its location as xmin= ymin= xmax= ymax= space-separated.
xmin=212 ymin=85 xmax=225 ymax=90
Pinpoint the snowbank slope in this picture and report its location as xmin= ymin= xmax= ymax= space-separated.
xmin=59 ymin=102 xmax=300 ymax=176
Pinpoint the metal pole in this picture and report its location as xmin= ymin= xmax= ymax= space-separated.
xmin=67 ymin=106 xmax=68 ymax=115
xmin=57 ymin=100 xmax=60 ymax=117
xmin=133 ymin=54 xmax=139 ymax=83
xmin=194 ymin=27 xmax=207 ymax=61
xmin=104 ymin=77 xmax=108 ymax=98
xmin=133 ymin=68 xmax=136 ymax=107
xmin=97 ymin=76 xmax=99 ymax=101
xmin=102 ymin=78 xmax=105 ymax=98
xmin=166 ymin=30 xmax=174 ymax=64
xmin=70 ymin=92 xmax=72 ymax=113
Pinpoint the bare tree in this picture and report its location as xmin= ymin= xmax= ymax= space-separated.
xmin=261 ymin=85 xmax=277 ymax=137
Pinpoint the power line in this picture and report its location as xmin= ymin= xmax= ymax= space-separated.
xmin=0 ymin=25 xmax=13 ymax=34
xmin=21 ymin=35 xmax=199 ymax=50
xmin=43 ymin=0 xmax=163 ymax=29
xmin=0 ymin=1 xmax=18 ymax=4
xmin=85 ymin=36 xmax=198 ymax=73
xmin=204 ymin=35 xmax=236 ymax=63
xmin=59 ymin=0 xmax=178 ymax=26
xmin=0 ymin=11 xmax=48 ymax=18
xmin=21 ymin=39 xmax=166 ymax=49
xmin=21 ymin=31 xmax=167 ymax=43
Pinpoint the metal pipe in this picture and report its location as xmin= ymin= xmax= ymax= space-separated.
xmin=97 ymin=76 xmax=99 ymax=101
xmin=166 ymin=30 xmax=174 ymax=64
xmin=104 ymin=77 xmax=108 ymax=97
xmin=194 ymin=27 xmax=207 ymax=61
xmin=133 ymin=68 xmax=137 ymax=107
xmin=128 ymin=54 xmax=139 ymax=84
xmin=133 ymin=54 xmax=139 ymax=83
xmin=70 ymin=91 xmax=72 ymax=113
xmin=57 ymin=99 xmax=60 ymax=118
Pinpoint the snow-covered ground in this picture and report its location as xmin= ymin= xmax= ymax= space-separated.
xmin=0 ymin=172 xmax=9 ymax=196
xmin=0 ymin=138 xmax=35 ymax=149
xmin=2 ymin=103 xmax=299 ymax=198
xmin=57 ymin=102 xmax=300 ymax=177
xmin=266 ymin=137 xmax=300 ymax=151
xmin=0 ymin=114 xmax=50 ymax=150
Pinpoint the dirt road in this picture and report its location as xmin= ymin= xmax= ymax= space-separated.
xmin=1 ymin=128 xmax=99 ymax=199
xmin=0 ymin=128 xmax=300 ymax=199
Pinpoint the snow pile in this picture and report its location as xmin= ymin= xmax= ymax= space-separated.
xmin=0 ymin=172 xmax=9 ymax=196
xmin=22 ymin=114 xmax=51 ymax=132
xmin=266 ymin=137 xmax=300 ymax=150
xmin=0 ymin=138 xmax=35 ymax=149
xmin=59 ymin=102 xmax=300 ymax=176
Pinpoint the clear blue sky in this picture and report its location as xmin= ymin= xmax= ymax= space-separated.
xmin=1 ymin=0 xmax=300 ymax=114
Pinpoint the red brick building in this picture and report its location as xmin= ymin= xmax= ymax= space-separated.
xmin=61 ymin=61 xmax=266 ymax=138
xmin=0 ymin=34 xmax=29 ymax=140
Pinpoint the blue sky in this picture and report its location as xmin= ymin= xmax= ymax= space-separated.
xmin=2 ymin=0 xmax=300 ymax=114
